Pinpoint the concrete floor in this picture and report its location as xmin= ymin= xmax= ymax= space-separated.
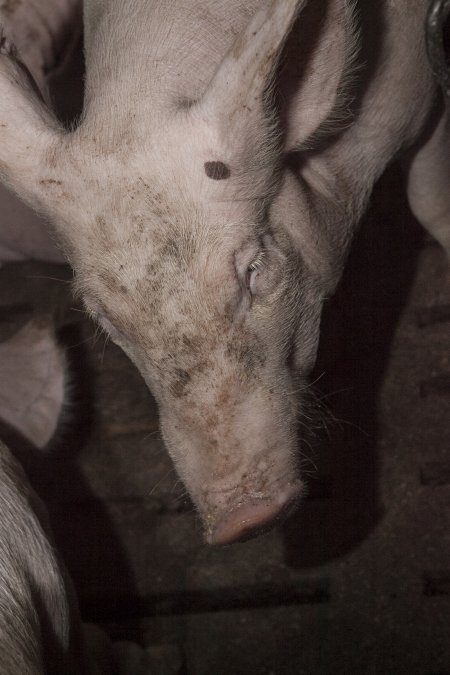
xmin=0 ymin=163 xmax=449 ymax=674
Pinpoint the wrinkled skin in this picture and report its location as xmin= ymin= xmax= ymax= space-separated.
xmin=1 ymin=0 xmax=449 ymax=545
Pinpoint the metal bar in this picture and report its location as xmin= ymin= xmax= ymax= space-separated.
xmin=426 ymin=0 xmax=450 ymax=98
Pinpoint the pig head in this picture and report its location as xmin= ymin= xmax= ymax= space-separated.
xmin=0 ymin=0 xmax=375 ymax=543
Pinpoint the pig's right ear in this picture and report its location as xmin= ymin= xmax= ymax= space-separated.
xmin=0 ymin=34 xmax=65 ymax=214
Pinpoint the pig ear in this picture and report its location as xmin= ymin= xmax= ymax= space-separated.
xmin=196 ymin=0 xmax=358 ymax=154
xmin=197 ymin=0 xmax=306 ymax=156
xmin=279 ymin=0 xmax=360 ymax=150
xmin=0 ymin=34 xmax=65 ymax=212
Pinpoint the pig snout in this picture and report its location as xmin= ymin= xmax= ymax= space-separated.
xmin=205 ymin=481 xmax=302 ymax=545
xmin=159 ymin=377 xmax=305 ymax=544
xmin=161 ymin=410 xmax=303 ymax=544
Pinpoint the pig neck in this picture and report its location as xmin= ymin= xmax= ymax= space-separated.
xmin=0 ymin=0 xmax=81 ymax=93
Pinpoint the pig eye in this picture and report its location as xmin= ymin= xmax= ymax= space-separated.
xmin=245 ymin=252 xmax=265 ymax=294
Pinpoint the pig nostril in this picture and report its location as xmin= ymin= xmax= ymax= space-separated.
xmin=206 ymin=483 xmax=302 ymax=546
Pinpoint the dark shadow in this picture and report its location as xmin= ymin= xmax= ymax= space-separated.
xmin=47 ymin=28 xmax=85 ymax=127
xmin=282 ymin=163 xmax=426 ymax=568
xmin=0 ymin=316 xmax=140 ymax=634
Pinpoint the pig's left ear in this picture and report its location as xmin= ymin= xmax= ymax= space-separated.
xmin=0 ymin=34 xmax=65 ymax=213
xmin=196 ymin=0 xmax=358 ymax=156
xmin=197 ymin=0 xmax=304 ymax=163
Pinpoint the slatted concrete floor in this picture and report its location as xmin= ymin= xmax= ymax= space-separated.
xmin=0 ymin=166 xmax=449 ymax=674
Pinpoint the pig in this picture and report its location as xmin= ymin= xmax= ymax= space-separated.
xmin=0 ymin=437 xmax=142 ymax=674
xmin=0 ymin=0 xmax=449 ymax=551
xmin=0 ymin=440 xmax=86 ymax=674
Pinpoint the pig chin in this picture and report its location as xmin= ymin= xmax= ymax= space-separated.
xmin=160 ymin=414 xmax=303 ymax=546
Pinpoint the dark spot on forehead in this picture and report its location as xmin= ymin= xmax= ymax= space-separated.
xmin=204 ymin=161 xmax=231 ymax=180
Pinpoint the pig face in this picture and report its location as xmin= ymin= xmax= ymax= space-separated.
xmin=0 ymin=0 xmax=356 ymax=542
xmin=67 ymin=137 xmax=324 ymax=544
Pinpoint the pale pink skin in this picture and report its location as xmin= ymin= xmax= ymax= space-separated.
xmin=0 ymin=0 xmax=449 ymax=546
xmin=0 ymin=319 xmax=67 ymax=448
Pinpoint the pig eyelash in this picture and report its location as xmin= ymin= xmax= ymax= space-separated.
xmin=247 ymin=250 xmax=266 ymax=272
xmin=245 ymin=250 xmax=266 ymax=293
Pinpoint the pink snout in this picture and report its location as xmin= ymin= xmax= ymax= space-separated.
xmin=205 ymin=482 xmax=302 ymax=546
